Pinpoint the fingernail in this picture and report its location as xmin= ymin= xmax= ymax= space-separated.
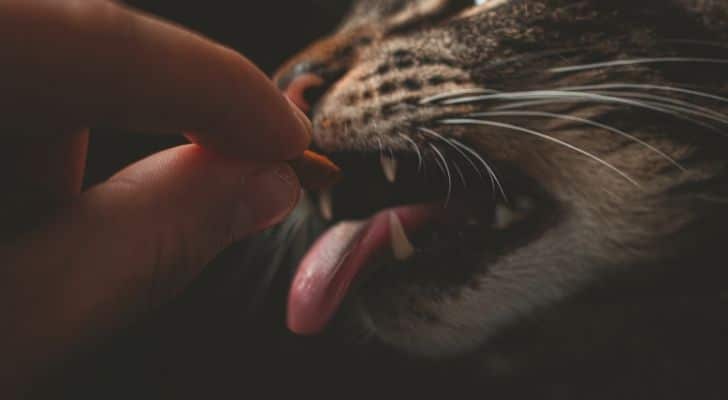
xmin=235 ymin=164 xmax=301 ymax=237
xmin=285 ymin=95 xmax=313 ymax=140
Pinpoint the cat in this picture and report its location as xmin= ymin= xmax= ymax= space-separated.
xmin=51 ymin=1 xmax=728 ymax=398
xmin=262 ymin=0 xmax=728 ymax=397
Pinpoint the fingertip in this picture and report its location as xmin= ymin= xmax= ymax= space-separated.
xmin=235 ymin=162 xmax=302 ymax=237
xmin=185 ymin=121 xmax=310 ymax=161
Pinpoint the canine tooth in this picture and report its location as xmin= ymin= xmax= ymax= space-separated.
xmin=389 ymin=212 xmax=416 ymax=261
xmin=319 ymin=189 xmax=333 ymax=221
xmin=493 ymin=204 xmax=516 ymax=230
xmin=380 ymin=153 xmax=398 ymax=183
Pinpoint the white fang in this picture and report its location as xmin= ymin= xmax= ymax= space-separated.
xmin=319 ymin=189 xmax=333 ymax=221
xmin=389 ymin=212 xmax=416 ymax=261
xmin=380 ymin=153 xmax=398 ymax=183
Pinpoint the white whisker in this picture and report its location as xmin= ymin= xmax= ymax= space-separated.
xmin=636 ymin=99 xmax=728 ymax=129
xmin=491 ymin=98 xmax=724 ymax=133
xmin=469 ymin=110 xmax=685 ymax=170
xmin=592 ymin=91 xmax=728 ymax=124
xmin=559 ymin=83 xmax=728 ymax=104
xmin=449 ymin=138 xmax=508 ymax=201
xmin=418 ymin=127 xmax=485 ymax=180
xmin=491 ymin=99 xmax=576 ymax=110
xmin=439 ymin=118 xmax=642 ymax=187
xmin=455 ymin=90 xmax=727 ymax=134
xmin=420 ymin=88 xmax=499 ymax=105
xmin=399 ymin=133 xmax=424 ymax=171
xmin=550 ymin=57 xmax=728 ymax=73
xmin=452 ymin=161 xmax=468 ymax=187
xmin=429 ymin=143 xmax=454 ymax=206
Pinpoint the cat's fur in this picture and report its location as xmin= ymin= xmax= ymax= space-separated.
xmin=264 ymin=0 xmax=728 ymax=397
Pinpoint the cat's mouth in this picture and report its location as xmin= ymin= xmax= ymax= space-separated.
xmin=287 ymin=148 xmax=548 ymax=334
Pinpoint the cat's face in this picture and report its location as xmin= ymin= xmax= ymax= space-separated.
xmin=275 ymin=0 xmax=728 ymax=358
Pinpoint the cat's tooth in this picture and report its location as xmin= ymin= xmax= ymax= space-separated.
xmin=319 ymin=189 xmax=334 ymax=221
xmin=493 ymin=204 xmax=517 ymax=230
xmin=389 ymin=212 xmax=416 ymax=261
xmin=380 ymin=153 xmax=398 ymax=183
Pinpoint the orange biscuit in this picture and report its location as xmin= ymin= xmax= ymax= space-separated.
xmin=289 ymin=150 xmax=342 ymax=191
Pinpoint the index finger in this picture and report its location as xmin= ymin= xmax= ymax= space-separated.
xmin=0 ymin=0 xmax=310 ymax=160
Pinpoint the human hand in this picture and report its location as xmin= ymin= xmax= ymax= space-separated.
xmin=0 ymin=0 xmax=310 ymax=393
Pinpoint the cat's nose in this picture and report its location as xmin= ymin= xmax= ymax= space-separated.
xmin=276 ymin=63 xmax=328 ymax=114
xmin=275 ymin=29 xmax=374 ymax=113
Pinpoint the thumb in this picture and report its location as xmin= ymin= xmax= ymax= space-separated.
xmin=0 ymin=144 xmax=300 ymax=383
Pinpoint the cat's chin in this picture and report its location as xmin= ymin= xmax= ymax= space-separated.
xmin=345 ymin=287 xmax=493 ymax=359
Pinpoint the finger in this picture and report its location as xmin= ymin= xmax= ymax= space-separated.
xmin=0 ymin=144 xmax=301 ymax=386
xmin=0 ymin=130 xmax=88 ymax=237
xmin=0 ymin=0 xmax=310 ymax=160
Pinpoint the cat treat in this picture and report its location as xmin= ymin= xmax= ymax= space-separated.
xmin=289 ymin=150 xmax=342 ymax=191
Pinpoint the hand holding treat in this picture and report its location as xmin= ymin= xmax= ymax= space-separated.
xmin=0 ymin=1 xmax=311 ymax=394
xmin=290 ymin=150 xmax=342 ymax=191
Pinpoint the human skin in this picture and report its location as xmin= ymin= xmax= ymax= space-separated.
xmin=0 ymin=0 xmax=311 ymax=395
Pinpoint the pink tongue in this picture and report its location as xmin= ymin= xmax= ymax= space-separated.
xmin=287 ymin=204 xmax=438 ymax=335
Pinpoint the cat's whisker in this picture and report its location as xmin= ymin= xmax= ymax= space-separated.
xmin=439 ymin=90 xmax=590 ymax=105
xmin=429 ymin=143 xmax=454 ymax=206
xmin=628 ymin=98 xmax=728 ymax=130
xmin=452 ymin=161 xmax=469 ymax=188
xmin=420 ymin=88 xmax=499 ymax=105
xmin=550 ymin=57 xmax=728 ymax=73
xmin=449 ymin=138 xmax=508 ymax=201
xmin=469 ymin=110 xmax=686 ymax=171
xmin=591 ymin=91 xmax=728 ymax=124
xmin=425 ymin=85 xmax=728 ymax=133
xmin=399 ymin=133 xmax=424 ymax=172
xmin=439 ymin=89 xmax=724 ymax=112
xmin=418 ymin=126 xmax=451 ymax=144
xmin=492 ymin=98 xmax=724 ymax=133
xmin=387 ymin=143 xmax=397 ymax=163
xmin=419 ymin=127 xmax=484 ymax=177
xmin=449 ymin=90 xmax=727 ymax=134
xmin=439 ymin=118 xmax=642 ymax=187
xmin=559 ymin=83 xmax=728 ymax=104
xmin=419 ymin=126 xmax=491 ymax=192
xmin=491 ymin=99 xmax=582 ymax=110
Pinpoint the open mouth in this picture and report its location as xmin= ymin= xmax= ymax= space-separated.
xmin=287 ymin=145 xmax=548 ymax=335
